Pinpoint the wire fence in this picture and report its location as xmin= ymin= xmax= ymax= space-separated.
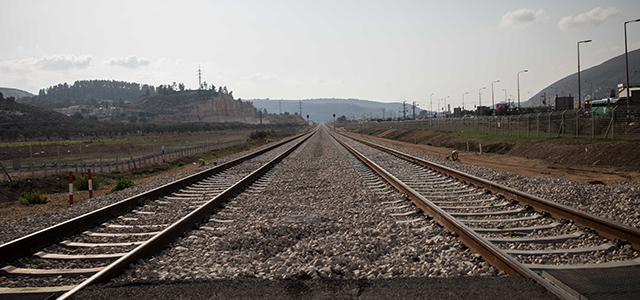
xmin=345 ymin=106 xmax=640 ymax=140
xmin=0 ymin=134 xmax=249 ymax=182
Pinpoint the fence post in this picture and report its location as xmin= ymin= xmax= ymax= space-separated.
xmin=575 ymin=109 xmax=580 ymax=138
xmin=88 ymin=168 xmax=93 ymax=199
xmin=549 ymin=112 xmax=552 ymax=138
xmin=536 ymin=112 xmax=541 ymax=138
xmin=30 ymin=145 xmax=34 ymax=180
xmin=611 ymin=107 xmax=616 ymax=140
xmin=517 ymin=115 xmax=521 ymax=137
xmin=69 ymin=171 xmax=73 ymax=205
xmin=591 ymin=111 xmax=595 ymax=139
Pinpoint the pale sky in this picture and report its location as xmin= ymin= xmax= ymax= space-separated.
xmin=2 ymin=0 xmax=640 ymax=109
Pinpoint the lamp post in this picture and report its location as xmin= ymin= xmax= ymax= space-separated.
xmin=430 ymin=93 xmax=434 ymax=118
xmin=517 ymin=70 xmax=528 ymax=109
xmin=625 ymin=19 xmax=640 ymax=108
xmin=462 ymin=92 xmax=468 ymax=111
xmin=577 ymin=39 xmax=592 ymax=109
xmin=491 ymin=80 xmax=500 ymax=110
xmin=478 ymin=87 xmax=486 ymax=107
xmin=549 ymin=86 xmax=558 ymax=109
xmin=502 ymin=88 xmax=507 ymax=109
xmin=444 ymin=96 xmax=450 ymax=115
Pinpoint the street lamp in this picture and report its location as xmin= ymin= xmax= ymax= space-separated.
xmin=430 ymin=93 xmax=434 ymax=117
xmin=491 ymin=80 xmax=500 ymax=110
xmin=478 ymin=87 xmax=486 ymax=107
xmin=517 ymin=70 xmax=528 ymax=109
xmin=577 ymin=39 xmax=592 ymax=109
xmin=462 ymin=92 xmax=468 ymax=111
xmin=625 ymin=19 xmax=640 ymax=108
xmin=502 ymin=88 xmax=507 ymax=109
xmin=444 ymin=96 xmax=450 ymax=114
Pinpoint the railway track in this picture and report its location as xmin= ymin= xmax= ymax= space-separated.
xmin=0 ymin=129 xmax=316 ymax=299
xmin=331 ymin=130 xmax=640 ymax=300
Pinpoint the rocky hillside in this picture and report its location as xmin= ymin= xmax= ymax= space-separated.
xmin=525 ymin=48 xmax=640 ymax=107
xmin=0 ymin=95 xmax=91 ymax=140
xmin=128 ymin=91 xmax=305 ymax=125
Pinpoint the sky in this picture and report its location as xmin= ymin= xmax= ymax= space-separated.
xmin=2 ymin=0 xmax=640 ymax=110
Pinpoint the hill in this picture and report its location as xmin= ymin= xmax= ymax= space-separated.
xmin=250 ymin=98 xmax=424 ymax=122
xmin=126 ymin=91 xmax=305 ymax=125
xmin=524 ymin=48 xmax=640 ymax=107
xmin=0 ymin=94 xmax=93 ymax=140
xmin=0 ymin=88 xmax=33 ymax=99
xmin=17 ymin=80 xmax=157 ymax=109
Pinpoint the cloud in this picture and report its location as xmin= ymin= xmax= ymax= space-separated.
xmin=106 ymin=55 xmax=151 ymax=68
xmin=500 ymin=9 xmax=544 ymax=26
xmin=35 ymin=55 xmax=92 ymax=70
xmin=0 ymin=55 xmax=92 ymax=72
xmin=558 ymin=7 xmax=621 ymax=31
xmin=241 ymin=73 xmax=281 ymax=83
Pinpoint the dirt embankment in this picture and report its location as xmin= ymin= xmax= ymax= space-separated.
xmin=349 ymin=126 xmax=640 ymax=184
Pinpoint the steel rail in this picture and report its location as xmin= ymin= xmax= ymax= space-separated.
xmin=56 ymin=129 xmax=316 ymax=299
xmin=0 ymin=130 xmax=311 ymax=265
xmin=329 ymin=132 xmax=572 ymax=300
xmin=340 ymin=132 xmax=640 ymax=250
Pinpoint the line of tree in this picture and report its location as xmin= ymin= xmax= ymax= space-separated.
xmin=19 ymin=80 xmax=158 ymax=109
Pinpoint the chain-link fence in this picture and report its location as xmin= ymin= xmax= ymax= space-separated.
xmin=0 ymin=134 xmax=249 ymax=182
xmin=344 ymin=106 xmax=640 ymax=140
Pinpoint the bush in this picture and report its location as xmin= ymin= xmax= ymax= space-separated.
xmin=19 ymin=190 xmax=50 ymax=205
xmin=110 ymin=177 xmax=136 ymax=193
xmin=177 ymin=162 xmax=185 ymax=167
xmin=74 ymin=174 xmax=99 ymax=191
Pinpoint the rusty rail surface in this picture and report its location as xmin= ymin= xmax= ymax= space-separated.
xmin=0 ymin=130 xmax=312 ymax=265
xmin=330 ymin=131 xmax=572 ymax=300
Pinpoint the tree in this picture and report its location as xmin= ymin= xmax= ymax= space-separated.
xmin=71 ymin=112 xmax=84 ymax=120
xmin=178 ymin=83 xmax=185 ymax=91
xmin=337 ymin=115 xmax=347 ymax=122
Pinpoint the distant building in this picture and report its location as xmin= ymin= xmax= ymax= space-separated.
xmin=453 ymin=107 xmax=462 ymax=118
xmin=555 ymin=96 xmax=574 ymax=111
xmin=617 ymin=82 xmax=640 ymax=104
xmin=476 ymin=106 xmax=488 ymax=116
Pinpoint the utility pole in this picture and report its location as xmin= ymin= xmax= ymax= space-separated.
xmin=198 ymin=65 xmax=202 ymax=90
xmin=382 ymin=107 xmax=386 ymax=119
xmin=402 ymin=101 xmax=407 ymax=120
xmin=412 ymin=101 xmax=416 ymax=120
xmin=279 ymin=100 xmax=282 ymax=114
xmin=299 ymin=100 xmax=302 ymax=116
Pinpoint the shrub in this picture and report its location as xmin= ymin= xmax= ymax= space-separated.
xmin=19 ymin=190 xmax=50 ymax=205
xmin=177 ymin=162 xmax=185 ymax=167
xmin=74 ymin=174 xmax=99 ymax=191
xmin=110 ymin=177 xmax=136 ymax=193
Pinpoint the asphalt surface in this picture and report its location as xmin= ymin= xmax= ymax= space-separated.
xmin=67 ymin=276 xmax=556 ymax=300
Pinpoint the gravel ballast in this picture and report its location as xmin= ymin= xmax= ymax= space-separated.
xmin=349 ymin=133 xmax=640 ymax=229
